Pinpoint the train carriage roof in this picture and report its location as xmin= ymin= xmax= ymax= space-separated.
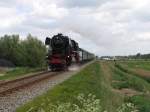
xmin=79 ymin=48 xmax=95 ymax=56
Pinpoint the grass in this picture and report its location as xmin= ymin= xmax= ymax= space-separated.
xmin=0 ymin=67 xmax=44 ymax=80
xmin=17 ymin=61 xmax=124 ymax=112
xmin=115 ymin=63 xmax=150 ymax=82
xmin=112 ymin=64 xmax=150 ymax=92
xmin=16 ymin=60 xmax=150 ymax=112
xmin=118 ymin=60 xmax=150 ymax=71
xmin=128 ymin=95 xmax=150 ymax=112
xmin=111 ymin=61 xmax=150 ymax=112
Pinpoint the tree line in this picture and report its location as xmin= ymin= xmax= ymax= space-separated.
xmin=128 ymin=53 xmax=150 ymax=60
xmin=0 ymin=34 xmax=46 ymax=67
xmin=101 ymin=53 xmax=150 ymax=60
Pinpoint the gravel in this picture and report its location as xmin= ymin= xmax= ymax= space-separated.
xmin=0 ymin=63 xmax=91 ymax=112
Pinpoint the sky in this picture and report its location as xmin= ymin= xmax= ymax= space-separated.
xmin=0 ymin=0 xmax=150 ymax=56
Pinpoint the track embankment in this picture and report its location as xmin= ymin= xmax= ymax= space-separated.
xmin=0 ymin=62 xmax=93 ymax=112
xmin=0 ymin=71 xmax=57 ymax=96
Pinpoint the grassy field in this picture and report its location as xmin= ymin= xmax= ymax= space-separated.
xmin=113 ymin=60 xmax=150 ymax=112
xmin=16 ymin=60 xmax=150 ymax=112
xmin=17 ymin=61 xmax=124 ymax=112
xmin=0 ymin=67 xmax=44 ymax=80
xmin=115 ymin=60 xmax=150 ymax=82
xmin=117 ymin=60 xmax=150 ymax=71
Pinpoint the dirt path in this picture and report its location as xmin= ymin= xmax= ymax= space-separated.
xmin=112 ymin=88 xmax=142 ymax=97
xmin=133 ymin=68 xmax=150 ymax=78
xmin=100 ymin=61 xmax=113 ymax=82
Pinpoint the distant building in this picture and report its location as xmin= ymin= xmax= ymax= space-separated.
xmin=100 ymin=56 xmax=115 ymax=60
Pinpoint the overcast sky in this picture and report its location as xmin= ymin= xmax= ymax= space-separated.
xmin=0 ymin=0 xmax=150 ymax=56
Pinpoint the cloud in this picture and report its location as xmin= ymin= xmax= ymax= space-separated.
xmin=0 ymin=0 xmax=150 ymax=56
xmin=61 ymin=0 xmax=108 ymax=8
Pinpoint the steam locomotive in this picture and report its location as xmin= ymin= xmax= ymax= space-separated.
xmin=45 ymin=33 xmax=94 ymax=71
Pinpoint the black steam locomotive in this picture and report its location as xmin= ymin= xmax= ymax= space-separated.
xmin=45 ymin=33 xmax=94 ymax=71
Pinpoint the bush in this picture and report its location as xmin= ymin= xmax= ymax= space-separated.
xmin=0 ymin=34 xmax=46 ymax=67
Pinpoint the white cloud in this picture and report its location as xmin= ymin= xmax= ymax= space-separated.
xmin=0 ymin=0 xmax=150 ymax=56
xmin=0 ymin=7 xmax=24 ymax=29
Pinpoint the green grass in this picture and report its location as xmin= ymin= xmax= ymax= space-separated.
xmin=0 ymin=67 xmax=43 ymax=80
xmin=17 ymin=61 xmax=123 ymax=112
xmin=111 ymin=61 xmax=150 ymax=112
xmin=128 ymin=95 xmax=150 ymax=112
xmin=112 ymin=64 xmax=150 ymax=92
xmin=115 ymin=63 xmax=150 ymax=83
xmin=118 ymin=60 xmax=150 ymax=71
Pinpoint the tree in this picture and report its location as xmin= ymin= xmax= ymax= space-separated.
xmin=0 ymin=34 xmax=46 ymax=67
xmin=21 ymin=34 xmax=46 ymax=67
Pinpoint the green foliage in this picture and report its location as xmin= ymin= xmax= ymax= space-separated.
xmin=129 ymin=95 xmax=150 ymax=112
xmin=0 ymin=34 xmax=46 ymax=67
xmin=25 ymin=94 xmax=138 ymax=112
xmin=0 ymin=35 xmax=20 ymax=64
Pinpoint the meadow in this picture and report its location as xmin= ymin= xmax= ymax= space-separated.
xmin=114 ymin=60 xmax=150 ymax=112
xmin=15 ymin=60 xmax=150 ymax=112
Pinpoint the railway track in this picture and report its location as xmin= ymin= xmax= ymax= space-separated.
xmin=0 ymin=71 xmax=61 ymax=96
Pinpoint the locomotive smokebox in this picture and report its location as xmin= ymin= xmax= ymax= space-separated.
xmin=51 ymin=34 xmax=65 ymax=50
